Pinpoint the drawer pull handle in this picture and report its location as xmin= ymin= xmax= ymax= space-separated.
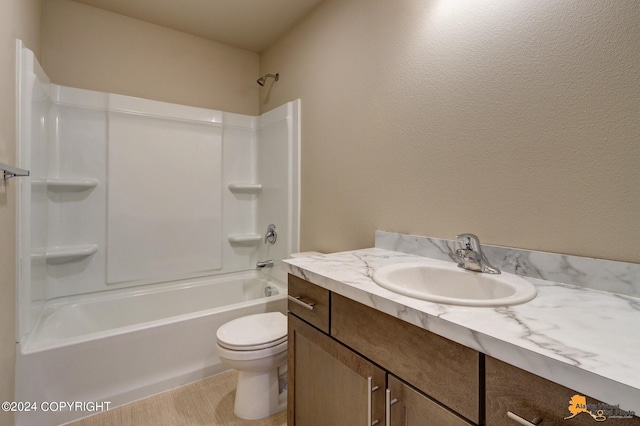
xmin=385 ymin=389 xmax=399 ymax=426
xmin=367 ymin=377 xmax=373 ymax=426
xmin=366 ymin=377 xmax=381 ymax=426
xmin=507 ymin=411 xmax=542 ymax=426
xmin=287 ymin=295 xmax=316 ymax=310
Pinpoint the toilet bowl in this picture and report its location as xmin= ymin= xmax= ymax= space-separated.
xmin=215 ymin=311 xmax=288 ymax=420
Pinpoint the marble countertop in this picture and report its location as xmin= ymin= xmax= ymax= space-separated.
xmin=283 ymin=248 xmax=640 ymax=414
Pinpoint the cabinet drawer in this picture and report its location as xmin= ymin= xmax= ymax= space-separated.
xmin=331 ymin=293 xmax=480 ymax=424
xmin=486 ymin=356 xmax=640 ymax=425
xmin=287 ymin=275 xmax=330 ymax=333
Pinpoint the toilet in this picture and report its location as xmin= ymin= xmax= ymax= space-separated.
xmin=215 ymin=311 xmax=288 ymax=420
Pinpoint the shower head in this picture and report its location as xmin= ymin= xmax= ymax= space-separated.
xmin=257 ymin=73 xmax=279 ymax=86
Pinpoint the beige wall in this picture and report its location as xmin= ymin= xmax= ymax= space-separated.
xmin=0 ymin=2 xmax=635 ymax=421
xmin=43 ymin=0 xmax=260 ymax=115
xmin=0 ymin=1 xmax=42 ymax=423
xmin=261 ymin=0 xmax=640 ymax=263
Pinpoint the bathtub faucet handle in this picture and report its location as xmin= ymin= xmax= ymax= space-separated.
xmin=265 ymin=224 xmax=277 ymax=244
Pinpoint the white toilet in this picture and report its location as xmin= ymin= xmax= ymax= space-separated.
xmin=215 ymin=311 xmax=288 ymax=420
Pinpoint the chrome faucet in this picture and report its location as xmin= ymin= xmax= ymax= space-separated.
xmin=264 ymin=224 xmax=277 ymax=244
xmin=256 ymin=260 xmax=274 ymax=269
xmin=454 ymin=233 xmax=501 ymax=274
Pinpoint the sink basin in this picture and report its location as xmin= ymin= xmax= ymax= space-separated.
xmin=372 ymin=261 xmax=537 ymax=307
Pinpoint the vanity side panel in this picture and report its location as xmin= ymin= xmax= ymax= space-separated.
xmin=331 ymin=293 xmax=480 ymax=424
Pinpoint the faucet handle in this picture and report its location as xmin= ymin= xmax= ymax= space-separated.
xmin=455 ymin=233 xmax=480 ymax=250
xmin=265 ymin=224 xmax=277 ymax=244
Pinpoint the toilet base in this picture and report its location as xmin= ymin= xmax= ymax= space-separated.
xmin=233 ymin=367 xmax=286 ymax=420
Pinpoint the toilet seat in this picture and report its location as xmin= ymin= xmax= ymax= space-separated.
xmin=218 ymin=335 xmax=287 ymax=351
xmin=216 ymin=339 xmax=287 ymax=362
xmin=216 ymin=312 xmax=287 ymax=351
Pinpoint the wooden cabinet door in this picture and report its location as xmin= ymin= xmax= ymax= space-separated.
xmin=387 ymin=375 xmax=474 ymax=426
xmin=288 ymin=313 xmax=386 ymax=426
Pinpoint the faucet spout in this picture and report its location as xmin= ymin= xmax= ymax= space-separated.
xmin=454 ymin=233 xmax=501 ymax=274
xmin=256 ymin=260 xmax=274 ymax=269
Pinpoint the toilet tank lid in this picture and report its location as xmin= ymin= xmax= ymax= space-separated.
xmin=216 ymin=312 xmax=287 ymax=347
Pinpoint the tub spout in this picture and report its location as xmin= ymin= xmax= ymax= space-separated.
xmin=257 ymin=260 xmax=274 ymax=269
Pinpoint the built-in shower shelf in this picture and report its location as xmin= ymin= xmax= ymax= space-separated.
xmin=228 ymin=183 xmax=262 ymax=194
xmin=228 ymin=234 xmax=262 ymax=245
xmin=32 ymin=244 xmax=99 ymax=264
xmin=46 ymin=178 xmax=99 ymax=191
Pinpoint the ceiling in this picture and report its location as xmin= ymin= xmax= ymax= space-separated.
xmin=71 ymin=0 xmax=324 ymax=53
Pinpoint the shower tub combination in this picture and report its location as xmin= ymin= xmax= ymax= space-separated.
xmin=16 ymin=272 xmax=287 ymax=426
xmin=15 ymin=42 xmax=300 ymax=426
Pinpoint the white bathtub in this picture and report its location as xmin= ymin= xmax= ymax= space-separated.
xmin=15 ymin=272 xmax=287 ymax=426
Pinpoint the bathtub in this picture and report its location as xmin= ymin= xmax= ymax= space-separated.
xmin=15 ymin=272 xmax=287 ymax=426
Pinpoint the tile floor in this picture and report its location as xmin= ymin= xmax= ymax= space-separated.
xmin=69 ymin=370 xmax=287 ymax=426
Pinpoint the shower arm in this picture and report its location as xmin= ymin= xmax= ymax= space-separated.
xmin=257 ymin=73 xmax=279 ymax=86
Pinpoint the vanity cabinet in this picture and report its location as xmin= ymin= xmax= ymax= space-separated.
xmin=287 ymin=275 xmax=478 ymax=425
xmin=288 ymin=275 xmax=640 ymax=426
xmin=486 ymin=356 xmax=640 ymax=426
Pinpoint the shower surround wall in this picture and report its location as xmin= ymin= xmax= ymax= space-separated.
xmin=16 ymin=43 xmax=300 ymax=342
